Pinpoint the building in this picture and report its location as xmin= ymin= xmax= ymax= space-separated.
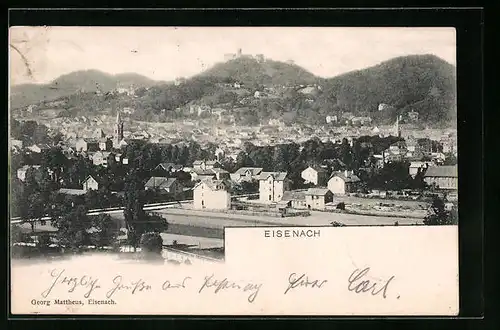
xmin=154 ymin=163 xmax=184 ymax=175
xmin=230 ymin=167 xmax=263 ymax=183
xmin=193 ymin=179 xmax=231 ymax=210
xmin=281 ymin=190 xmax=307 ymax=209
xmin=16 ymin=165 xmax=41 ymax=182
xmin=327 ymin=170 xmax=361 ymax=195
xmin=423 ymin=165 xmax=458 ymax=190
xmin=82 ymin=175 xmax=100 ymax=191
xmin=114 ymin=111 xmax=124 ymax=148
xmin=351 ymin=117 xmax=373 ymax=126
xmin=11 ymin=139 xmax=23 ymax=150
xmin=301 ymin=166 xmax=329 ymax=186
xmin=27 ymin=144 xmax=50 ymax=153
xmin=76 ymin=138 xmax=99 ymax=152
xmin=92 ymin=151 xmax=112 ymax=167
xmin=58 ymin=188 xmax=87 ymax=196
xmin=92 ymin=128 xmax=106 ymax=139
xmin=215 ymin=147 xmax=225 ymax=162
xmin=193 ymin=160 xmax=220 ymax=171
xmin=211 ymin=168 xmax=230 ymax=180
xmin=190 ymin=169 xmax=216 ymax=181
xmin=258 ymin=172 xmax=289 ymax=203
xmin=99 ymin=138 xmax=113 ymax=151
xmin=304 ymin=188 xmax=334 ymax=210
xmin=144 ymin=177 xmax=183 ymax=195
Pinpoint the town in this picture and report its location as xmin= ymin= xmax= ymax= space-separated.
xmin=10 ymin=104 xmax=458 ymax=262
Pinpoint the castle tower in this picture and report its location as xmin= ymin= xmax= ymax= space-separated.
xmin=237 ymin=48 xmax=242 ymax=57
xmin=114 ymin=110 xmax=124 ymax=146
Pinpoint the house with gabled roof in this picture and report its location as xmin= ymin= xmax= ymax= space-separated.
xmin=258 ymin=172 xmax=289 ymax=203
xmin=230 ymin=167 xmax=263 ymax=183
xmin=193 ymin=159 xmax=221 ymax=171
xmin=144 ymin=177 xmax=183 ymax=195
xmin=301 ymin=165 xmax=329 ymax=186
xmin=304 ymin=188 xmax=333 ymax=210
xmin=76 ymin=138 xmax=100 ymax=152
xmin=423 ymin=165 xmax=458 ymax=190
xmin=193 ymin=178 xmax=231 ymax=210
xmin=82 ymin=175 xmax=100 ymax=191
xmin=155 ymin=163 xmax=184 ymax=174
xmin=327 ymin=170 xmax=361 ymax=195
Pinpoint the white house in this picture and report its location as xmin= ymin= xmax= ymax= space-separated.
xmin=82 ymin=175 xmax=99 ymax=191
xmin=327 ymin=170 xmax=361 ymax=195
xmin=304 ymin=188 xmax=333 ymax=210
xmin=258 ymin=172 xmax=289 ymax=203
xmin=301 ymin=166 xmax=328 ymax=186
xmin=193 ymin=179 xmax=231 ymax=210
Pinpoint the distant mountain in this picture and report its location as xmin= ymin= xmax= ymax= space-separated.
xmin=196 ymin=56 xmax=322 ymax=86
xmin=10 ymin=70 xmax=162 ymax=109
xmin=319 ymin=54 xmax=457 ymax=125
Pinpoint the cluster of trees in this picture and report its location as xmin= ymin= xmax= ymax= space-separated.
xmin=11 ymin=163 xmax=168 ymax=252
xmin=423 ymin=197 xmax=458 ymax=225
xmin=10 ymin=119 xmax=52 ymax=146
xmin=224 ymin=136 xmax=415 ymax=190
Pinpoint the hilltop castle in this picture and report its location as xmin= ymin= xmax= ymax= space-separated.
xmin=223 ymin=48 xmax=265 ymax=63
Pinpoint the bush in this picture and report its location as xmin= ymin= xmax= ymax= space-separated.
xmin=336 ymin=202 xmax=346 ymax=210
xmin=139 ymin=232 xmax=164 ymax=255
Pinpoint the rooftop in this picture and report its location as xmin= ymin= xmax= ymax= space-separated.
xmin=424 ymin=165 xmax=458 ymax=178
xmin=305 ymin=188 xmax=331 ymax=196
xmin=258 ymin=172 xmax=288 ymax=181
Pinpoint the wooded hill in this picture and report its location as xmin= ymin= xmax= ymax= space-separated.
xmin=10 ymin=54 xmax=456 ymax=127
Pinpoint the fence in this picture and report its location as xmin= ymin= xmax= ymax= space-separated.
xmin=162 ymin=247 xmax=224 ymax=264
xmin=192 ymin=207 xmax=310 ymax=218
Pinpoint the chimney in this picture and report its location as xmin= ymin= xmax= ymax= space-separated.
xmin=344 ymin=170 xmax=349 ymax=177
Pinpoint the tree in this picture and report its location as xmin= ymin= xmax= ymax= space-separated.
xmin=443 ymin=154 xmax=457 ymax=166
xmin=123 ymin=173 xmax=168 ymax=250
xmin=412 ymin=168 xmax=428 ymax=191
xmin=139 ymin=232 xmax=164 ymax=261
xmin=54 ymin=204 xmax=92 ymax=249
xmin=11 ymin=225 xmax=25 ymax=243
xmin=423 ymin=197 xmax=457 ymax=225
xmin=90 ymin=214 xmax=117 ymax=247
xmin=367 ymin=161 xmax=413 ymax=191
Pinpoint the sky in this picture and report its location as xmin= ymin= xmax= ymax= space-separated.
xmin=9 ymin=26 xmax=456 ymax=86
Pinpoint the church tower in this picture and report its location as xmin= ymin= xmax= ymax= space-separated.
xmin=393 ymin=115 xmax=402 ymax=138
xmin=114 ymin=110 xmax=124 ymax=146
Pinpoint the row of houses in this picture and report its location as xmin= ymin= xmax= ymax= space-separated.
xmin=190 ymin=164 xmax=458 ymax=211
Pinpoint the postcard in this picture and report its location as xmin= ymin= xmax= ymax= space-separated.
xmin=9 ymin=25 xmax=458 ymax=316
